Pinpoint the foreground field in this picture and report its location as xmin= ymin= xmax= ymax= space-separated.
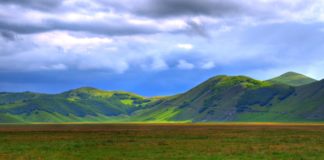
xmin=0 ymin=123 xmax=323 ymax=160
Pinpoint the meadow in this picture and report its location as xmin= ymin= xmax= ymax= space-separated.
xmin=0 ymin=123 xmax=323 ymax=160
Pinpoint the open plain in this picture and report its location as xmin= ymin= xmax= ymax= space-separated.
xmin=0 ymin=123 xmax=323 ymax=160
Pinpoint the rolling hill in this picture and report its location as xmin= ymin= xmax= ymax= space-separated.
xmin=0 ymin=72 xmax=323 ymax=123
xmin=267 ymin=71 xmax=317 ymax=86
xmin=0 ymin=87 xmax=156 ymax=123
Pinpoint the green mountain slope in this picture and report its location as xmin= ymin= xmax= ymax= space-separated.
xmin=0 ymin=73 xmax=323 ymax=123
xmin=235 ymin=79 xmax=324 ymax=122
xmin=267 ymin=72 xmax=317 ymax=86
xmin=133 ymin=75 xmax=297 ymax=122
xmin=0 ymin=87 xmax=156 ymax=123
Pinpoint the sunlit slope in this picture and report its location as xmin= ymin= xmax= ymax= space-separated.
xmin=267 ymin=72 xmax=317 ymax=86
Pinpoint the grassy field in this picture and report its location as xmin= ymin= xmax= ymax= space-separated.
xmin=0 ymin=123 xmax=323 ymax=160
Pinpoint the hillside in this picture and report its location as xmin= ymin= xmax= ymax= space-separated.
xmin=0 ymin=73 xmax=323 ymax=123
xmin=267 ymin=72 xmax=317 ymax=86
xmin=0 ymin=87 xmax=156 ymax=123
xmin=133 ymin=75 xmax=297 ymax=122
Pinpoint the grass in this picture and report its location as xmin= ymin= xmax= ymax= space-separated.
xmin=267 ymin=72 xmax=317 ymax=86
xmin=0 ymin=123 xmax=323 ymax=160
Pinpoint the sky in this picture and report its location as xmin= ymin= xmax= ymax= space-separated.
xmin=1 ymin=0 xmax=324 ymax=96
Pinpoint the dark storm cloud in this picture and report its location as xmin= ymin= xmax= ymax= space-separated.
xmin=0 ymin=19 xmax=160 ymax=36
xmin=0 ymin=0 xmax=62 ymax=11
xmin=133 ymin=0 xmax=247 ymax=18
xmin=47 ymin=20 xmax=160 ymax=36
xmin=0 ymin=0 xmax=253 ymax=37
xmin=0 ymin=30 xmax=16 ymax=41
xmin=0 ymin=21 xmax=50 ymax=34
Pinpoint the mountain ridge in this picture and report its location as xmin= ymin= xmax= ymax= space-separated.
xmin=0 ymin=72 xmax=323 ymax=123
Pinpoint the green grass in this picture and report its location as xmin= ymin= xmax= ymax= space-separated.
xmin=120 ymin=99 xmax=134 ymax=105
xmin=0 ymin=123 xmax=323 ymax=160
xmin=267 ymin=72 xmax=317 ymax=86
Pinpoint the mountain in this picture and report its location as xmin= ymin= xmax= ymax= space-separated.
xmin=132 ymin=75 xmax=296 ymax=122
xmin=267 ymin=71 xmax=317 ymax=86
xmin=0 ymin=87 xmax=156 ymax=123
xmin=0 ymin=73 xmax=323 ymax=123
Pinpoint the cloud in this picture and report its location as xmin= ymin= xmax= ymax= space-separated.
xmin=176 ymin=43 xmax=193 ymax=50
xmin=34 ymin=31 xmax=113 ymax=52
xmin=129 ymin=0 xmax=323 ymax=26
xmin=177 ymin=60 xmax=194 ymax=70
xmin=185 ymin=19 xmax=209 ymax=38
xmin=201 ymin=61 xmax=215 ymax=69
xmin=0 ymin=18 xmax=161 ymax=36
xmin=0 ymin=20 xmax=50 ymax=34
xmin=0 ymin=30 xmax=16 ymax=41
xmin=0 ymin=0 xmax=320 ymax=38
xmin=133 ymin=0 xmax=246 ymax=18
xmin=39 ymin=63 xmax=67 ymax=71
xmin=1 ymin=0 xmax=324 ymax=96
xmin=150 ymin=58 xmax=169 ymax=71
xmin=47 ymin=19 xmax=162 ymax=36
xmin=0 ymin=1 xmax=324 ymax=74
xmin=0 ymin=0 xmax=63 ymax=11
